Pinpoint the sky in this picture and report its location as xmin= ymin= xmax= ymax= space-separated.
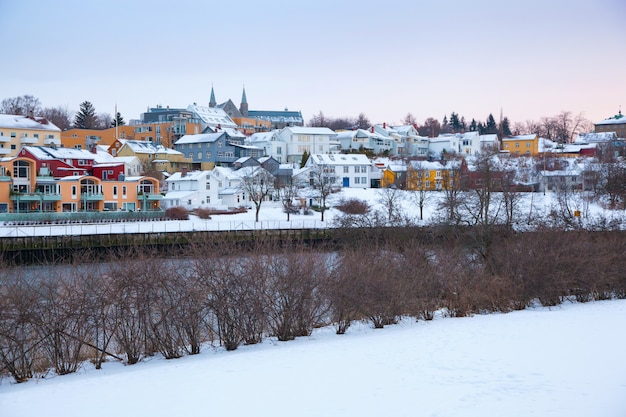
xmin=1 ymin=0 xmax=625 ymax=127
xmin=1 ymin=299 xmax=625 ymax=416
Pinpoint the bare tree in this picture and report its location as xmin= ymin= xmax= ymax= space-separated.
xmin=377 ymin=186 xmax=404 ymax=225
xmin=1 ymin=95 xmax=41 ymax=115
xmin=407 ymin=161 xmax=430 ymax=221
xmin=419 ymin=117 xmax=441 ymax=137
xmin=438 ymin=163 xmax=462 ymax=223
xmin=403 ymin=112 xmax=417 ymax=126
xmin=308 ymin=164 xmax=338 ymax=222
xmin=276 ymin=175 xmax=301 ymax=221
xmin=553 ymin=111 xmax=591 ymax=143
xmin=239 ymin=167 xmax=275 ymax=222
xmin=40 ymin=105 xmax=73 ymax=131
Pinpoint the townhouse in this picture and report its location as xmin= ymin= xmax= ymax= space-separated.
xmin=278 ymin=126 xmax=339 ymax=163
xmin=305 ymin=153 xmax=372 ymax=188
xmin=0 ymin=114 xmax=61 ymax=157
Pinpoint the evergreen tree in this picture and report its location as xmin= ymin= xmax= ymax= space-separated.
xmin=449 ymin=112 xmax=461 ymax=132
xmin=111 ymin=112 xmax=125 ymax=127
xmin=485 ymin=114 xmax=498 ymax=134
xmin=499 ymin=116 xmax=512 ymax=136
xmin=300 ymin=150 xmax=310 ymax=168
xmin=469 ymin=119 xmax=478 ymax=132
xmin=73 ymin=101 xmax=98 ymax=129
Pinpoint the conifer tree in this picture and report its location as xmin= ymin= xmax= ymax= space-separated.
xmin=73 ymin=101 xmax=98 ymax=129
xmin=300 ymin=150 xmax=310 ymax=168
xmin=111 ymin=112 xmax=125 ymax=127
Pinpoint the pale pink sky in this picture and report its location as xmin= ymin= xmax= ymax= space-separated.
xmin=1 ymin=0 xmax=624 ymax=127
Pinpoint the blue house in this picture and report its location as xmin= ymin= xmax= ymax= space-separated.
xmin=174 ymin=128 xmax=251 ymax=169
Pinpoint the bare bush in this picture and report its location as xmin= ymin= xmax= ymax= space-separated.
xmin=165 ymin=206 xmax=189 ymax=220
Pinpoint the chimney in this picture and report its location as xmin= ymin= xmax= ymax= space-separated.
xmin=28 ymin=110 xmax=34 ymax=119
xmin=370 ymin=126 xmax=374 ymax=133
xmin=181 ymin=167 xmax=188 ymax=177
xmin=383 ymin=122 xmax=386 ymax=129
xmin=413 ymin=123 xmax=418 ymax=131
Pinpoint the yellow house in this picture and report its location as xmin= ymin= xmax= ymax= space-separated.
xmin=381 ymin=163 xmax=407 ymax=188
xmin=501 ymin=134 xmax=539 ymax=156
xmin=108 ymin=139 xmax=193 ymax=174
xmin=0 ymin=114 xmax=61 ymax=157
xmin=406 ymin=160 xmax=462 ymax=191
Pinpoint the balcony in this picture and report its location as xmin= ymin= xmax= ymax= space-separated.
xmin=20 ymin=137 xmax=39 ymax=145
xmin=141 ymin=193 xmax=163 ymax=201
xmin=0 ymin=136 xmax=9 ymax=143
xmin=0 ymin=148 xmax=12 ymax=155
xmin=11 ymin=192 xmax=42 ymax=201
xmin=81 ymin=192 xmax=104 ymax=201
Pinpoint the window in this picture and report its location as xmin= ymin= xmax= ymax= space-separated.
xmin=197 ymin=152 xmax=202 ymax=159
xmin=277 ymin=147 xmax=282 ymax=154
xmin=11 ymin=144 xmax=16 ymax=150
xmin=206 ymin=182 xmax=211 ymax=190
xmin=515 ymin=143 xmax=520 ymax=148
xmin=425 ymin=180 xmax=430 ymax=188
xmin=343 ymin=166 xmax=349 ymax=173
xmin=72 ymin=186 xmax=77 ymax=198
xmin=361 ymin=177 xmax=367 ymax=184
xmin=206 ymin=151 xmax=211 ymax=158
xmin=122 ymin=186 xmax=127 ymax=196
xmin=10 ymin=132 xmax=16 ymax=138
xmin=355 ymin=177 xmax=360 ymax=184
xmin=113 ymin=186 xmax=118 ymax=197
xmin=526 ymin=142 xmax=531 ymax=148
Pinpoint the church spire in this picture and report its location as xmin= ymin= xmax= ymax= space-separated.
xmin=240 ymin=85 xmax=249 ymax=116
xmin=209 ymin=85 xmax=216 ymax=108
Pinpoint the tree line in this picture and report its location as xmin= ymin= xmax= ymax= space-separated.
xmin=1 ymin=221 xmax=625 ymax=384
xmin=308 ymin=109 xmax=593 ymax=143
xmin=1 ymin=95 xmax=125 ymax=131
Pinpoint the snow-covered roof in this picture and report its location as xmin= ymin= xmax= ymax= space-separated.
xmin=187 ymin=104 xmax=237 ymax=128
xmin=122 ymin=140 xmax=183 ymax=156
xmin=576 ymin=132 xmax=618 ymax=143
xmin=595 ymin=112 xmax=626 ymax=125
xmin=162 ymin=190 xmax=196 ymax=200
xmin=22 ymin=146 xmax=96 ymax=161
xmin=282 ymin=126 xmax=336 ymax=136
xmin=502 ymin=134 xmax=537 ymax=141
xmin=408 ymin=159 xmax=462 ymax=171
xmin=167 ymin=170 xmax=210 ymax=182
xmin=248 ymin=131 xmax=279 ymax=143
xmin=309 ymin=153 xmax=371 ymax=166
xmin=0 ymin=114 xmax=61 ymax=131
xmin=175 ymin=133 xmax=223 ymax=145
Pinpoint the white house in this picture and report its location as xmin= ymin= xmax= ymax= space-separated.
xmin=247 ymin=130 xmax=286 ymax=162
xmin=162 ymin=169 xmax=226 ymax=210
xmin=305 ymin=153 xmax=372 ymax=188
xmin=278 ymin=126 xmax=339 ymax=163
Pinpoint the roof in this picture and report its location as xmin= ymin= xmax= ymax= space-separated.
xmin=248 ymin=110 xmax=303 ymax=123
xmin=187 ymin=104 xmax=238 ymax=128
xmin=309 ymin=153 xmax=371 ymax=166
xmin=595 ymin=111 xmax=626 ymax=125
xmin=166 ymin=170 xmax=211 ymax=182
xmin=175 ymin=133 xmax=224 ymax=145
xmin=22 ymin=146 xmax=96 ymax=161
xmin=121 ymin=140 xmax=183 ymax=156
xmin=502 ymin=134 xmax=537 ymax=141
xmin=282 ymin=126 xmax=336 ymax=136
xmin=0 ymin=114 xmax=61 ymax=131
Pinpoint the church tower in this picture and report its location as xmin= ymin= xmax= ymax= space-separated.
xmin=209 ymin=85 xmax=216 ymax=108
xmin=239 ymin=86 xmax=248 ymax=116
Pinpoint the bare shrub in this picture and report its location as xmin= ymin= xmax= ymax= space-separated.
xmin=195 ymin=208 xmax=212 ymax=220
xmin=335 ymin=198 xmax=370 ymax=215
xmin=165 ymin=206 xmax=189 ymax=220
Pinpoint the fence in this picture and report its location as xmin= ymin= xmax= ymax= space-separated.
xmin=0 ymin=218 xmax=330 ymax=238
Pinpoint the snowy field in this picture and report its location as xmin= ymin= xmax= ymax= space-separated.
xmin=1 ymin=299 xmax=625 ymax=417
xmin=0 ymin=188 xmax=619 ymax=237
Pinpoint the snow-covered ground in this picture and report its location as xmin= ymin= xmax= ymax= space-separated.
xmin=0 ymin=188 xmax=618 ymax=237
xmin=1 ymin=299 xmax=625 ymax=417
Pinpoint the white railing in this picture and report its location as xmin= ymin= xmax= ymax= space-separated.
xmin=0 ymin=219 xmax=331 ymax=238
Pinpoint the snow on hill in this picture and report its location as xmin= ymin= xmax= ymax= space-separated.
xmin=1 ymin=299 xmax=625 ymax=417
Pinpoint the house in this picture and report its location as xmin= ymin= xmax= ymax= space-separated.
xmin=305 ymin=153 xmax=371 ymax=188
xmin=248 ymin=130 xmax=286 ymax=162
xmin=162 ymin=169 xmax=224 ymax=210
xmin=594 ymin=109 xmax=626 ymax=138
xmin=278 ymin=127 xmax=339 ymax=163
xmin=17 ymin=146 xmax=96 ymax=177
xmin=174 ymin=129 xmax=250 ymax=169
xmin=108 ymin=139 xmax=192 ymax=174
xmin=381 ymin=162 xmax=407 ymax=189
xmin=0 ymin=155 xmax=161 ymax=213
xmin=407 ymin=159 xmax=463 ymax=191
xmin=0 ymin=113 xmax=61 ymax=157
xmin=501 ymin=134 xmax=539 ymax=156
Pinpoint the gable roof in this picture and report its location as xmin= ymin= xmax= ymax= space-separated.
xmin=21 ymin=145 xmax=96 ymax=161
xmin=0 ymin=114 xmax=61 ymax=131
xmin=120 ymin=140 xmax=183 ymax=156
xmin=175 ymin=132 xmax=225 ymax=145
xmin=309 ymin=153 xmax=371 ymax=166
xmin=187 ymin=104 xmax=238 ymax=128
xmin=282 ymin=126 xmax=336 ymax=136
